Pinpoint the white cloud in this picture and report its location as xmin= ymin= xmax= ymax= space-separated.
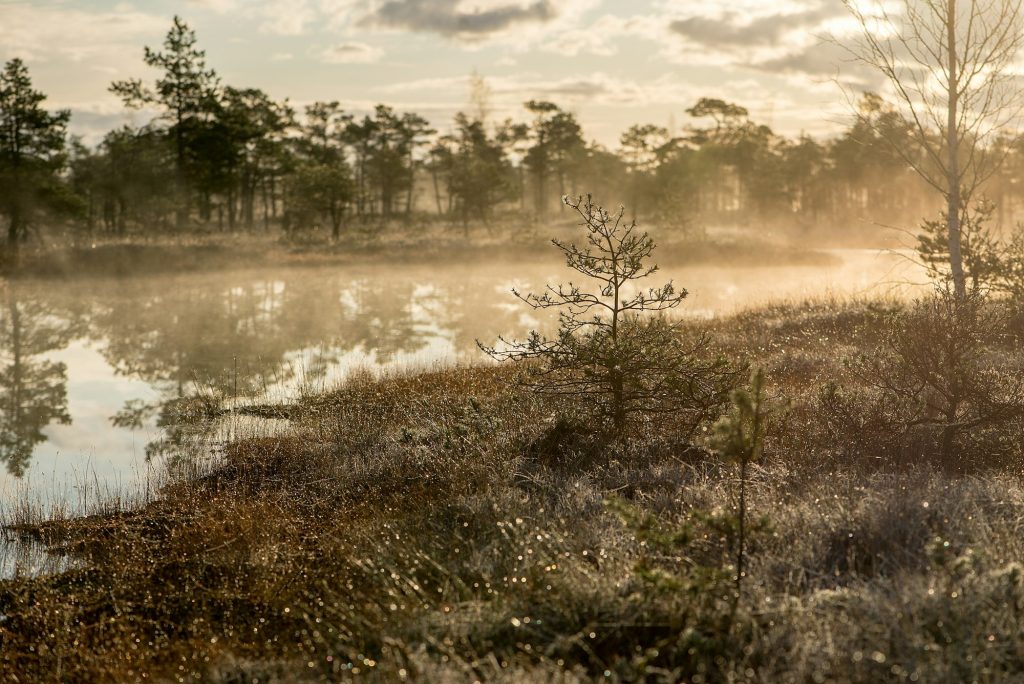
xmin=316 ymin=0 xmax=602 ymax=51
xmin=182 ymin=0 xmax=616 ymax=54
xmin=186 ymin=0 xmax=317 ymax=35
xmin=61 ymin=101 xmax=163 ymax=146
xmin=0 ymin=3 xmax=166 ymax=64
xmin=658 ymin=0 xmax=855 ymax=70
xmin=363 ymin=0 xmax=556 ymax=39
xmin=2 ymin=0 xmax=872 ymax=147
xmin=258 ymin=0 xmax=316 ymax=34
xmin=544 ymin=13 xmax=665 ymax=57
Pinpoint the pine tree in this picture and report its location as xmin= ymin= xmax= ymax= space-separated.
xmin=710 ymin=368 xmax=768 ymax=601
xmin=111 ymin=16 xmax=219 ymax=230
xmin=0 ymin=288 xmax=77 ymax=476
xmin=0 ymin=58 xmax=70 ymax=260
xmin=481 ymin=195 xmax=738 ymax=435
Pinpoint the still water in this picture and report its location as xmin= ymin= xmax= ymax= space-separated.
xmin=0 ymin=250 xmax=923 ymax=513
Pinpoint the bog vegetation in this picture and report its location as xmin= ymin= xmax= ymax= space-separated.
xmin=480 ymin=195 xmax=738 ymax=435
xmin=5 ymin=190 xmax=1024 ymax=680
xmin=9 ymin=3 xmax=1024 ymax=682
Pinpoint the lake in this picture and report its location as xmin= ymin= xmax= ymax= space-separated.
xmin=0 ymin=249 xmax=924 ymax=574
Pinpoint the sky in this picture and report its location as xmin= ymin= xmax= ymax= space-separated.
xmin=0 ymin=0 xmax=881 ymax=147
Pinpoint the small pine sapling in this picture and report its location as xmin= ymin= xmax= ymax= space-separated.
xmin=916 ymin=199 xmax=1003 ymax=293
xmin=853 ymin=286 xmax=1024 ymax=470
xmin=479 ymin=194 xmax=737 ymax=436
xmin=710 ymin=368 xmax=767 ymax=602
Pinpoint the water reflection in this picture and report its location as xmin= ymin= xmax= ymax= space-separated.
xmin=0 ymin=286 xmax=83 ymax=476
xmin=0 ymin=252 xmax=922 ymax=488
xmin=0 ymin=268 xmax=537 ymax=480
xmin=84 ymin=275 xmax=442 ymax=463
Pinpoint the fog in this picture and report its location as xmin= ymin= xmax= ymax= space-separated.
xmin=0 ymin=248 xmax=926 ymax=515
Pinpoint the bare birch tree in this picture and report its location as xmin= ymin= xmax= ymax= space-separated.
xmin=842 ymin=0 xmax=1024 ymax=297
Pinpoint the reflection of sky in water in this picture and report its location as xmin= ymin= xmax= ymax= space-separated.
xmin=0 ymin=251 xmax=926 ymax=513
xmin=1 ymin=341 xmax=162 ymax=510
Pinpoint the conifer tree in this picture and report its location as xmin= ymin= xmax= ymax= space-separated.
xmin=0 ymin=58 xmax=70 ymax=259
xmin=710 ymin=369 xmax=768 ymax=600
xmin=111 ymin=16 xmax=219 ymax=229
xmin=481 ymin=195 xmax=737 ymax=434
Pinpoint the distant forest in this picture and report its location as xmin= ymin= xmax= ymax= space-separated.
xmin=4 ymin=16 xmax=1024 ymax=249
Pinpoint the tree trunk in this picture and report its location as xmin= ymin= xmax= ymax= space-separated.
xmin=940 ymin=422 xmax=957 ymax=471
xmin=7 ymin=207 xmax=20 ymax=262
xmin=117 ymin=197 xmax=127 ymax=236
xmin=431 ymin=168 xmax=444 ymax=216
xmin=946 ymin=0 xmax=967 ymax=298
xmin=611 ymin=372 xmax=626 ymax=435
xmin=175 ymin=119 xmax=187 ymax=231
xmin=8 ymin=200 xmax=19 ymax=241
xmin=261 ymin=177 xmax=271 ymax=232
xmin=536 ymin=169 xmax=546 ymax=218
xmin=7 ymin=160 xmax=23 ymax=261
xmin=609 ymin=273 xmax=624 ymax=433
xmin=519 ymin=165 xmax=526 ymax=212
xmin=405 ymin=154 xmax=415 ymax=215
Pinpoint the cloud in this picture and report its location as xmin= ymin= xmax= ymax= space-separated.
xmin=544 ymin=13 xmax=658 ymax=57
xmin=186 ymin=0 xmax=316 ymax=35
xmin=61 ymin=101 xmax=162 ymax=146
xmin=185 ymin=0 xmax=606 ymax=53
xmin=0 ymin=2 xmax=166 ymax=64
xmin=669 ymin=3 xmax=844 ymax=50
xmin=364 ymin=0 xmax=556 ymax=39
xmin=319 ymin=42 xmax=384 ymax=63
xmin=258 ymin=0 xmax=316 ymax=35
xmin=659 ymin=0 xmax=879 ymax=87
xmin=757 ymin=41 xmax=844 ymax=75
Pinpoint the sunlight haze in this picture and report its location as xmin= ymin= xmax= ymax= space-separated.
xmin=0 ymin=0 xmax=868 ymax=145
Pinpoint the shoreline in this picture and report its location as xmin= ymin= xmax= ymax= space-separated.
xmin=2 ymin=233 xmax=843 ymax=281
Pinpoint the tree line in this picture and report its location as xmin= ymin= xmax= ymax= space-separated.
xmin=6 ymin=15 xmax=1024 ymax=255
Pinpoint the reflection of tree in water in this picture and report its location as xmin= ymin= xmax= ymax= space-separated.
xmin=96 ymin=279 xmax=291 ymax=395
xmin=92 ymin=272 xmax=438 ymax=457
xmin=95 ymin=268 xmax=538 ymax=404
xmin=112 ymin=394 xmax=220 ymax=462
xmin=0 ymin=286 xmax=81 ymax=476
xmin=430 ymin=275 xmax=553 ymax=357
xmin=94 ymin=277 xmax=300 ymax=460
xmin=95 ymin=274 xmax=437 ymax=391
xmin=0 ymin=267 xmax=561 ymax=476
xmin=331 ymin=278 xmax=434 ymax=362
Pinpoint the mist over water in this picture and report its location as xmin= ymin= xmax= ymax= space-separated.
xmin=0 ymin=250 xmax=925 ymax=512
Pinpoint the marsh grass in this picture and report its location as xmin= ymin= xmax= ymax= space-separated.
xmin=3 ymin=298 xmax=1024 ymax=681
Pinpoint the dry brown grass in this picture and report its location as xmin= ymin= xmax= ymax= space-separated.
xmin=4 ymin=299 xmax=1024 ymax=682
